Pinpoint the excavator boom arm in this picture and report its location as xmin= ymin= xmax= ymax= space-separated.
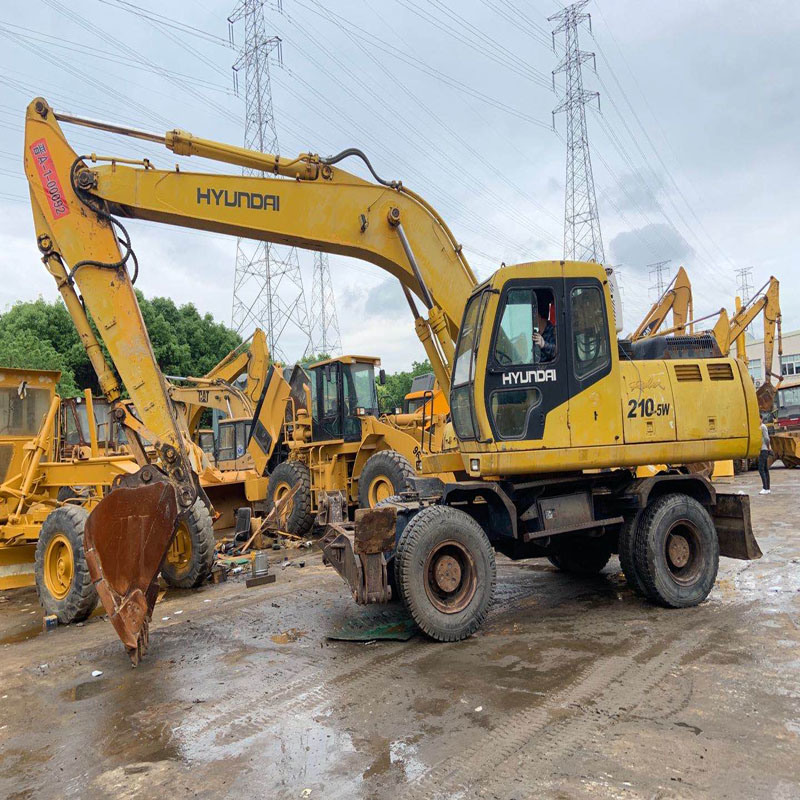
xmin=43 ymin=105 xmax=477 ymax=395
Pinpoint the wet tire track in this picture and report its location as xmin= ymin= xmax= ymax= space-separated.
xmin=396 ymin=623 xmax=709 ymax=800
xmin=175 ymin=572 xmax=547 ymax=759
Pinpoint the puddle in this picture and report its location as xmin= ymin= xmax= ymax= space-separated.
xmin=0 ymin=624 xmax=44 ymax=646
xmin=62 ymin=680 xmax=109 ymax=702
xmin=271 ymin=628 xmax=307 ymax=644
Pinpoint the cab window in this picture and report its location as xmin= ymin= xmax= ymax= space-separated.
xmin=493 ymin=288 xmax=556 ymax=366
xmin=490 ymin=388 xmax=542 ymax=439
xmin=570 ymin=286 xmax=609 ymax=378
xmin=0 ymin=387 xmax=50 ymax=437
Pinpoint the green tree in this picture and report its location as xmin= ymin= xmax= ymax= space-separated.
xmin=0 ymin=294 xmax=241 ymax=397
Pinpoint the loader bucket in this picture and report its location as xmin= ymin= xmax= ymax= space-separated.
xmin=84 ymin=467 xmax=181 ymax=665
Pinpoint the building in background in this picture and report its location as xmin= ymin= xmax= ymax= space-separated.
xmin=745 ymin=327 xmax=800 ymax=422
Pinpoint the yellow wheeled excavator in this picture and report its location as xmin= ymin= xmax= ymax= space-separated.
xmin=23 ymin=98 xmax=763 ymax=661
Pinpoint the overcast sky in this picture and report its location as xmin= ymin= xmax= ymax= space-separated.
xmin=1 ymin=0 xmax=797 ymax=370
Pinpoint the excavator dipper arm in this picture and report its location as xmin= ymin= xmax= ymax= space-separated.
xmin=632 ymin=266 xmax=693 ymax=340
xmin=24 ymin=99 xmax=200 ymax=663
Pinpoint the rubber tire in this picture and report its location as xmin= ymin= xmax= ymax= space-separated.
xmin=266 ymin=461 xmax=314 ymax=536
xmin=396 ymin=505 xmax=496 ymax=641
xmin=357 ymin=450 xmax=415 ymax=510
xmin=56 ymin=486 xmax=82 ymax=503
xmin=633 ymin=493 xmax=719 ymax=608
xmin=160 ymin=498 xmax=215 ymax=589
xmin=618 ymin=512 xmax=648 ymax=596
xmin=547 ymin=535 xmax=612 ymax=575
xmin=34 ymin=506 xmax=98 ymax=624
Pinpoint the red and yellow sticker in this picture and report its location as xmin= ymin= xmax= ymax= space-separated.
xmin=29 ymin=138 xmax=70 ymax=219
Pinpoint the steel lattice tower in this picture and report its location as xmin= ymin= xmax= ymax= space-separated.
xmin=310 ymin=252 xmax=342 ymax=356
xmin=550 ymin=1 xmax=605 ymax=264
xmin=228 ymin=0 xmax=311 ymax=360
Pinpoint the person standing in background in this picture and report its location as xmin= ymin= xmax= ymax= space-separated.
xmin=758 ymin=415 xmax=772 ymax=495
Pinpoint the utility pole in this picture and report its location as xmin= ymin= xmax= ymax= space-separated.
xmin=735 ymin=266 xmax=754 ymax=304
xmin=647 ymin=259 xmax=672 ymax=299
xmin=735 ymin=266 xmax=756 ymax=337
xmin=228 ymin=0 xmax=312 ymax=361
xmin=550 ymin=0 xmax=605 ymax=264
xmin=309 ymin=252 xmax=342 ymax=357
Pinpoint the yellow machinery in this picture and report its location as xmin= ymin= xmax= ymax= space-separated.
xmin=631 ymin=266 xmax=693 ymax=340
xmin=0 ymin=367 xmax=138 ymax=621
xmin=173 ymin=335 xmax=440 ymax=535
xmin=23 ymin=98 xmax=763 ymax=660
xmin=711 ymin=277 xmax=782 ymax=412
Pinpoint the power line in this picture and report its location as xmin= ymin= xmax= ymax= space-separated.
xmin=648 ymin=259 xmax=672 ymax=298
xmin=228 ymin=0 xmax=312 ymax=360
xmin=309 ymin=252 xmax=342 ymax=357
xmin=550 ymin=1 xmax=604 ymax=263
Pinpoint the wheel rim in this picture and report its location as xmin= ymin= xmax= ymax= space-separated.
xmin=368 ymin=476 xmax=393 ymax=507
xmin=664 ymin=521 xmax=703 ymax=585
xmin=273 ymin=481 xmax=292 ymax=504
xmin=44 ymin=533 xmax=74 ymax=600
xmin=166 ymin=521 xmax=192 ymax=571
xmin=423 ymin=540 xmax=478 ymax=614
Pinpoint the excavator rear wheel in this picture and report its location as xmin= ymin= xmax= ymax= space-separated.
xmin=633 ymin=493 xmax=719 ymax=608
xmin=396 ymin=505 xmax=495 ymax=641
xmin=618 ymin=512 xmax=648 ymax=596
xmin=161 ymin=499 xmax=215 ymax=589
xmin=357 ymin=450 xmax=415 ymax=510
xmin=34 ymin=506 xmax=98 ymax=624
xmin=266 ymin=461 xmax=314 ymax=536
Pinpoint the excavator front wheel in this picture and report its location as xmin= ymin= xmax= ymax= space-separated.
xmin=161 ymin=499 xmax=215 ymax=589
xmin=34 ymin=506 xmax=98 ymax=624
xmin=396 ymin=505 xmax=496 ymax=641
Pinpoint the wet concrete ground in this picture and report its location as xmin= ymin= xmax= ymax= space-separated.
xmin=0 ymin=469 xmax=798 ymax=800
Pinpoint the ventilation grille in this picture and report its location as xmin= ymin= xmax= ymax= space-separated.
xmin=707 ymin=362 xmax=734 ymax=381
xmin=674 ymin=363 xmax=702 ymax=382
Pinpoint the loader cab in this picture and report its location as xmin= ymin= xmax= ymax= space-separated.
xmin=0 ymin=367 xmax=59 ymax=487
xmin=308 ymin=356 xmax=381 ymax=443
xmin=216 ymin=417 xmax=255 ymax=470
xmin=451 ymin=262 xmax=615 ymax=454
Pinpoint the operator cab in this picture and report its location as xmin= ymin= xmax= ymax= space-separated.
xmin=451 ymin=263 xmax=613 ymax=446
xmin=307 ymin=356 xmax=383 ymax=442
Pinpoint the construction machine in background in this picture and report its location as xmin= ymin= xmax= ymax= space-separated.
xmin=24 ymin=98 xmax=763 ymax=661
xmin=631 ymin=266 xmax=693 ymax=340
xmin=0 ymin=367 xmax=138 ymax=621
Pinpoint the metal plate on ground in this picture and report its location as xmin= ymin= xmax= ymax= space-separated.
xmin=327 ymin=606 xmax=418 ymax=642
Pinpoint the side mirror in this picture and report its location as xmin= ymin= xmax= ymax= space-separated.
xmin=378 ymin=368 xmax=386 ymax=385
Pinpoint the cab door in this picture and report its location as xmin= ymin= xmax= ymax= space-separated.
xmin=483 ymin=276 xmax=571 ymax=450
xmin=565 ymin=278 xmax=621 ymax=448
xmin=311 ymin=363 xmax=343 ymax=442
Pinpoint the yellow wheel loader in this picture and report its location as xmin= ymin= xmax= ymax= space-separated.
xmin=23 ymin=99 xmax=763 ymax=660
xmin=0 ymin=368 xmax=140 ymax=621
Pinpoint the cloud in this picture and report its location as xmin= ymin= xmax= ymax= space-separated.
xmin=607 ymin=171 xmax=664 ymax=215
xmin=364 ymin=278 xmax=407 ymax=316
xmin=609 ymin=224 xmax=694 ymax=272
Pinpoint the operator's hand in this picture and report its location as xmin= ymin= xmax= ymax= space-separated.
xmin=532 ymin=332 xmax=544 ymax=348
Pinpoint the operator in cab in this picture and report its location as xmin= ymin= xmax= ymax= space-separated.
xmin=533 ymin=289 xmax=556 ymax=362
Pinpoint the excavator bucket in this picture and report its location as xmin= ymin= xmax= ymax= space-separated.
xmin=84 ymin=467 xmax=181 ymax=665
xmin=756 ymin=382 xmax=776 ymax=414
